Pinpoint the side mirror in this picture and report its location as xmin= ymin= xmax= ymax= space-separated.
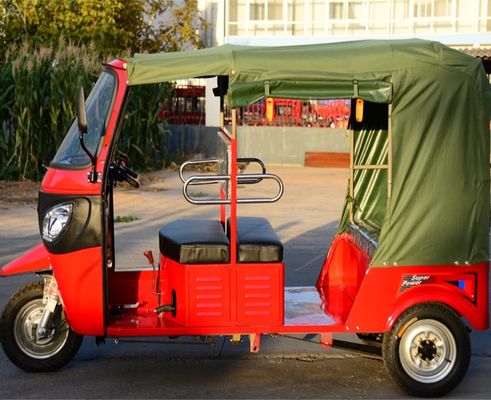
xmin=77 ymin=85 xmax=88 ymax=134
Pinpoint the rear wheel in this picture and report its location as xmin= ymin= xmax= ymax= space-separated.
xmin=0 ymin=281 xmax=83 ymax=372
xmin=383 ymin=303 xmax=470 ymax=397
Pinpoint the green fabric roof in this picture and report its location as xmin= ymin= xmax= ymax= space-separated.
xmin=126 ymin=39 xmax=484 ymax=107
xmin=125 ymin=39 xmax=491 ymax=267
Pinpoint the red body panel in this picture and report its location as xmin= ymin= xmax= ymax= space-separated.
xmin=319 ymin=234 xmax=489 ymax=332
xmin=236 ymin=263 xmax=284 ymax=327
xmin=316 ymin=234 xmax=370 ymax=323
xmin=157 ymin=256 xmax=284 ymax=328
xmin=50 ymin=247 xmax=105 ymax=335
xmin=168 ymin=259 xmax=231 ymax=327
xmin=346 ymin=264 xmax=489 ymax=331
xmin=0 ymin=243 xmax=50 ymax=277
xmin=107 ymin=269 xmax=157 ymax=309
xmin=39 ymin=64 xmax=130 ymax=336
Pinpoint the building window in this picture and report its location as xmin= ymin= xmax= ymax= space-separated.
xmin=329 ymin=2 xmax=344 ymax=19
xmin=413 ymin=0 xmax=432 ymax=18
xmin=250 ymin=0 xmax=266 ymax=20
xmin=347 ymin=1 xmax=364 ymax=19
xmin=434 ymin=0 xmax=452 ymax=17
xmin=229 ymin=0 xmax=238 ymax=22
xmin=268 ymin=0 xmax=284 ymax=20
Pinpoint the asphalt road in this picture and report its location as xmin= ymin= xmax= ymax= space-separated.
xmin=0 ymin=166 xmax=490 ymax=399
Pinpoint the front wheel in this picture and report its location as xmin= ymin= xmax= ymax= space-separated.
xmin=0 ymin=281 xmax=83 ymax=372
xmin=383 ymin=303 xmax=470 ymax=397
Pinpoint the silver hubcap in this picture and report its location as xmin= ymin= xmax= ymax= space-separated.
xmin=399 ymin=319 xmax=457 ymax=384
xmin=13 ymin=299 xmax=69 ymax=359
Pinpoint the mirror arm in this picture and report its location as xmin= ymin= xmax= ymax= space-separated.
xmin=79 ymin=134 xmax=98 ymax=183
xmin=77 ymin=84 xmax=98 ymax=183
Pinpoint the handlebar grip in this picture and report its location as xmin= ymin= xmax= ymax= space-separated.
xmin=120 ymin=164 xmax=138 ymax=179
xmin=124 ymin=174 xmax=140 ymax=188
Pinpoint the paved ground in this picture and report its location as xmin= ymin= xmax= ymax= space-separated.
xmin=0 ymin=165 xmax=490 ymax=399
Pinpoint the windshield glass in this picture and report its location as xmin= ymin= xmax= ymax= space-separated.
xmin=51 ymin=72 xmax=116 ymax=167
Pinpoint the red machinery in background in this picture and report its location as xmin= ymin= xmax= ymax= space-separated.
xmin=159 ymin=85 xmax=350 ymax=128
xmin=158 ymin=86 xmax=205 ymax=125
xmin=240 ymin=98 xmax=350 ymax=127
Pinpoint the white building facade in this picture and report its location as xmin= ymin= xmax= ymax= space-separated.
xmin=200 ymin=0 xmax=490 ymax=47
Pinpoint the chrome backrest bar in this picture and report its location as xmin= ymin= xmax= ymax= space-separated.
xmin=183 ymin=175 xmax=231 ymax=204
xmin=179 ymin=159 xmax=219 ymax=183
xmin=237 ymin=173 xmax=284 ymax=203
xmin=237 ymin=157 xmax=267 ymax=184
xmin=183 ymin=173 xmax=285 ymax=205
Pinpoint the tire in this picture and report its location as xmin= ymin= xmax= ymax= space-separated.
xmin=0 ymin=281 xmax=83 ymax=372
xmin=382 ymin=303 xmax=470 ymax=397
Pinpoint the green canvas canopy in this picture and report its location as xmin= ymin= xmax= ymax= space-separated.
xmin=124 ymin=39 xmax=491 ymax=267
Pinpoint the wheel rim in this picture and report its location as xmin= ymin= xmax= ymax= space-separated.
xmin=13 ymin=298 xmax=69 ymax=359
xmin=399 ymin=319 xmax=457 ymax=384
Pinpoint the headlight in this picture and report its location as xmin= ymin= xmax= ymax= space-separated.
xmin=42 ymin=203 xmax=73 ymax=243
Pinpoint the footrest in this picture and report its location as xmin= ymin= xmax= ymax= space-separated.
xmin=159 ymin=219 xmax=230 ymax=264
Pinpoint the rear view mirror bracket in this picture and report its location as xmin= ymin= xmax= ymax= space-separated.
xmin=77 ymin=85 xmax=99 ymax=183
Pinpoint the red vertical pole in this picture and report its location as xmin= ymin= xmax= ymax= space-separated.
xmin=229 ymin=109 xmax=239 ymax=326
xmin=230 ymin=109 xmax=238 ymax=265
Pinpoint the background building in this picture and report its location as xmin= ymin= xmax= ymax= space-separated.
xmin=201 ymin=0 xmax=491 ymax=47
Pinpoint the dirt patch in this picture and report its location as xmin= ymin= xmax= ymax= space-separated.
xmin=0 ymin=168 xmax=175 ymax=208
xmin=0 ymin=180 xmax=40 ymax=209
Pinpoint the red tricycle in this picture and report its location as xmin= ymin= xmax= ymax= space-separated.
xmin=1 ymin=39 xmax=490 ymax=397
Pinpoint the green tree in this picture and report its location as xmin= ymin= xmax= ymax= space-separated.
xmin=0 ymin=0 xmax=206 ymax=56
xmin=138 ymin=0 xmax=206 ymax=53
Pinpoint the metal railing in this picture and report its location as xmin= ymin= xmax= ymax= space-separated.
xmin=183 ymin=173 xmax=284 ymax=205
xmin=179 ymin=157 xmax=267 ymax=185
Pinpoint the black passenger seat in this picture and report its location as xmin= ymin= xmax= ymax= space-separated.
xmin=228 ymin=216 xmax=283 ymax=263
xmin=159 ymin=219 xmax=230 ymax=264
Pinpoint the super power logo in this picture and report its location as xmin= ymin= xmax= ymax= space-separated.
xmin=400 ymin=275 xmax=432 ymax=292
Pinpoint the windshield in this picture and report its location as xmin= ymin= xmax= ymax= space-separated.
xmin=51 ymin=71 xmax=116 ymax=167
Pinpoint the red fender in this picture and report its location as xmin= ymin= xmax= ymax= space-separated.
xmin=0 ymin=243 xmax=51 ymax=277
xmin=386 ymin=283 xmax=489 ymax=332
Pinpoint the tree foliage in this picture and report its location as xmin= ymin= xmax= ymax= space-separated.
xmin=0 ymin=41 xmax=171 ymax=180
xmin=0 ymin=0 xmax=206 ymax=56
xmin=0 ymin=0 xmax=206 ymax=179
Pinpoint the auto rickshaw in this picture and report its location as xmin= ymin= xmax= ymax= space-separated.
xmin=1 ymin=39 xmax=490 ymax=397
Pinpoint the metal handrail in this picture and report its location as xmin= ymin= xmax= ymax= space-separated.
xmin=237 ymin=157 xmax=266 ymax=184
xmin=183 ymin=173 xmax=284 ymax=205
xmin=238 ymin=173 xmax=284 ymax=203
xmin=179 ymin=159 xmax=219 ymax=184
xmin=179 ymin=157 xmax=268 ymax=186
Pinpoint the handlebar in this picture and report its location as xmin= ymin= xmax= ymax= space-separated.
xmin=110 ymin=162 xmax=140 ymax=188
xmin=183 ymin=173 xmax=284 ymax=205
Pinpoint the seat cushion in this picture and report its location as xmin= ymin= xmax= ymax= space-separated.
xmin=228 ymin=216 xmax=283 ymax=263
xmin=159 ymin=219 xmax=230 ymax=264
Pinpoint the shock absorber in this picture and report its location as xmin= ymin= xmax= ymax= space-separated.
xmin=36 ymin=276 xmax=60 ymax=340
